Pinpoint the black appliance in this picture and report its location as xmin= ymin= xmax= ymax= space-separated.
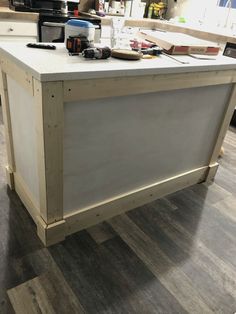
xmin=223 ymin=42 xmax=236 ymax=59
xmin=10 ymin=0 xmax=77 ymax=13
xmin=39 ymin=12 xmax=101 ymax=42
xmin=9 ymin=0 xmax=101 ymax=43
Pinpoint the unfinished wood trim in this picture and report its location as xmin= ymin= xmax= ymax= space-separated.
xmin=14 ymin=171 xmax=65 ymax=246
xmin=0 ymin=57 xmax=33 ymax=95
xmin=0 ymin=69 xmax=15 ymax=177
xmin=64 ymin=166 xmax=208 ymax=237
xmin=205 ymin=162 xmax=219 ymax=183
xmin=64 ymin=70 xmax=236 ymax=102
xmin=209 ymin=83 xmax=236 ymax=165
xmin=36 ymin=216 xmax=66 ymax=246
xmin=5 ymin=165 xmax=14 ymax=190
xmin=14 ymin=172 xmax=39 ymax=224
xmin=124 ymin=19 xmax=236 ymax=44
xmin=34 ymin=79 xmax=64 ymax=224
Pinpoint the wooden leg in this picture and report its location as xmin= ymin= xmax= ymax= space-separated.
xmin=36 ymin=216 xmax=66 ymax=247
xmin=0 ymin=70 xmax=16 ymax=189
xmin=205 ymin=162 xmax=219 ymax=183
xmin=34 ymin=79 xmax=64 ymax=225
xmin=5 ymin=165 xmax=14 ymax=190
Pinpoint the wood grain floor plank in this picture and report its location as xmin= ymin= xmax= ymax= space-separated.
xmin=87 ymin=222 xmax=116 ymax=244
xmin=166 ymin=189 xmax=236 ymax=268
xmin=50 ymin=231 xmax=187 ymax=314
xmin=215 ymin=166 xmax=236 ymax=194
xmin=189 ymin=182 xmax=232 ymax=205
xmin=128 ymin=203 xmax=236 ymax=312
xmin=145 ymin=198 xmax=236 ymax=300
xmin=213 ymin=195 xmax=236 ymax=222
xmin=161 ymin=197 xmax=178 ymax=210
xmin=109 ymin=214 xmax=214 ymax=314
xmin=7 ymin=266 xmax=85 ymax=314
xmin=102 ymin=237 xmax=188 ymax=314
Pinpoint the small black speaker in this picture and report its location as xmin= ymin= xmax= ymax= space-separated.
xmin=223 ymin=42 xmax=236 ymax=59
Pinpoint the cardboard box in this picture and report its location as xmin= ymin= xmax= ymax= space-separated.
xmin=138 ymin=30 xmax=220 ymax=55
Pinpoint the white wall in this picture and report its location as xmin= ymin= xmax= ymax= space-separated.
xmin=167 ymin=0 xmax=236 ymax=30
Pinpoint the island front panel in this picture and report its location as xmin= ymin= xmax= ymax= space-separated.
xmin=1 ymin=52 xmax=236 ymax=245
xmin=63 ymin=84 xmax=231 ymax=214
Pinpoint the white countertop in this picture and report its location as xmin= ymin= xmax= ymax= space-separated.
xmin=1 ymin=43 xmax=236 ymax=82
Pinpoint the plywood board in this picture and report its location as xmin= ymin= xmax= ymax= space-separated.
xmin=7 ymin=75 xmax=40 ymax=210
xmin=63 ymin=84 xmax=231 ymax=214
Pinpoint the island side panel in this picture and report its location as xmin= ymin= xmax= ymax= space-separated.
xmin=63 ymin=83 xmax=232 ymax=215
xmin=6 ymin=75 xmax=40 ymax=212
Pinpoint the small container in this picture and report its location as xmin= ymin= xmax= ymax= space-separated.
xmin=61 ymin=0 xmax=68 ymax=14
xmin=65 ymin=20 xmax=95 ymax=44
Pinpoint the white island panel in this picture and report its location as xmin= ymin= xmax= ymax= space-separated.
xmin=63 ymin=84 xmax=231 ymax=214
xmin=7 ymin=75 xmax=40 ymax=211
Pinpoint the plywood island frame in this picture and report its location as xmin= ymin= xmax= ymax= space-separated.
xmin=1 ymin=54 xmax=236 ymax=246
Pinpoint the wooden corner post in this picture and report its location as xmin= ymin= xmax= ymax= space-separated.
xmin=34 ymin=79 xmax=65 ymax=245
xmin=0 ymin=67 xmax=15 ymax=190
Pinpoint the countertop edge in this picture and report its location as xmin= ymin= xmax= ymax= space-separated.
xmin=0 ymin=7 xmax=39 ymax=22
xmin=0 ymin=47 xmax=41 ymax=81
xmin=1 ymin=45 xmax=236 ymax=83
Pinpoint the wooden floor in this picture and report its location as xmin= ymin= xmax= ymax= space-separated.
xmin=0 ymin=106 xmax=236 ymax=314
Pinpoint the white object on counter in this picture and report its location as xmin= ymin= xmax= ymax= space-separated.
xmin=61 ymin=0 xmax=68 ymax=14
xmin=130 ymin=0 xmax=146 ymax=18
xmin=64 ymin=19 xmax=95 ymax=43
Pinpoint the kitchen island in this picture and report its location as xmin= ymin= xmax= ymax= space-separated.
xmin=0 ymin=43 xmax=236 ymax=245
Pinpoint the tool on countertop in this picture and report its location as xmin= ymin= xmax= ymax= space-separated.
xmin=130 ymin=39 xmax=156 ymax=50
xmin=111 ymin=49 xmax=143 ymax=60
xmin=66 ymin=35 xmax=91 ymax=55
xmin=188 ymin=54 xmax=216 ymax=60
xmin=82 ymin=47 xmax=111 ymax=59
xmin=65 ymin=20 xmax=95 ymax=44
xmin=26 ymin=43 xmax=56 ymax=50
xmin=161 ymin=52 xmax=190 ymax=64
xmin=134 ymin=47 xmax=163 ymax=56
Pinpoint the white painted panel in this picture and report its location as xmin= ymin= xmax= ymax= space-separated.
xmin=7 ymin=75 xmax=40 ymax=210
xmin=0 ymin=21 xmax=37 ymax=36
xmin=63 ymin=84 xmax=231 ymax=214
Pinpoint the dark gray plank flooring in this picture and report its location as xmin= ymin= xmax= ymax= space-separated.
xmin=0 ymin=106 xmax=236 ymax=314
